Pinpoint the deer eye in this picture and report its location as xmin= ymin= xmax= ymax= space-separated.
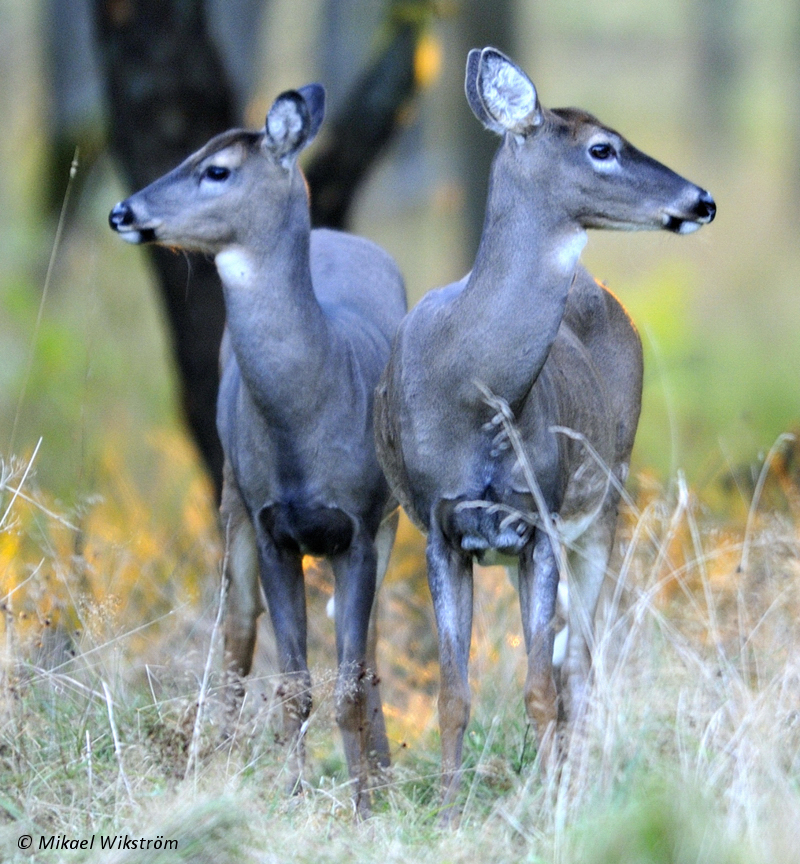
xmin=589 ymin=142 xmax=616 ymax=162
xmin=202 ymin=165 xmax=231 ymax=182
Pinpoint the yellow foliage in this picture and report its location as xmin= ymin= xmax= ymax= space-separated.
xmin=0 ymin=428 xmax=220 ymax=661
xmin=414 ymin=32 xmax=442 ymax=89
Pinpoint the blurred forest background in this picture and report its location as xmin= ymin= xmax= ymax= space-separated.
xmin=0 ymin=0 xmax=798 ymax=635
xmin=0 ymin=2 xmax=799 ymax=857
xmin=2 ymin=0 xmax=799 ymax=509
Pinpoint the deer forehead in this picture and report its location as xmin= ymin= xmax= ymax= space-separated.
xmin=182 ymin=128 xmax=260 ymax=172
xmin=198 ymin=142 xmax=249 ymax=170
xmin=550 ymin=108 xmax=621 ymax=142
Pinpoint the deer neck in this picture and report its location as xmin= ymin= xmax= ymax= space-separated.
xmin=215 ymin=188 xmax=329 ymax=413
xmin=453 ymin=141 xmax=586 ymax=407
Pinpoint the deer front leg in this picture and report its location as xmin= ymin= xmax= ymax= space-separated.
xmin=257 ymin=533 xmax=310 ymax=796
xmin=364 ymin=510 xmax=399 ymax=771
xmin=562 ymin=511 xmax=615 ymax=726
xmin=219 ymin=468 xmax=264 ymax=739
xmin=331 ymin=526 xmax=381 ymax=817
xmin=220 ymin=464 xmax=264 ymax=681
xmin=427 ymin=523 xmax=473 ymax=821
xmin=518 ymin=528 xmax=561 ymax=773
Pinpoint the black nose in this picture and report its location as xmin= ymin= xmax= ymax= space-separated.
xmin=109 ymin=202 xmax=135 ymax=231
xmin=696 ymin=190 xmax=716 ymax=223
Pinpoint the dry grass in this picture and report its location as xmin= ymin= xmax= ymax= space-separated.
xmin=3 ymin=4 xmax=800 ymax=858
xmin=1 ymin=443 xmax=800 ymax=863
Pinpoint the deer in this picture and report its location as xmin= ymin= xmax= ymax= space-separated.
xmin=374 ymin=47 xmax=716 ymax=816
xmin=109 ymin=84 xmax=407 ymax=813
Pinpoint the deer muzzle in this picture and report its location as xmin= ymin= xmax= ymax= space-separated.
xmin=661 ymin=188 xmax=716 ymax=234
xmin=108 ymin=201 xmax=159 ymax=244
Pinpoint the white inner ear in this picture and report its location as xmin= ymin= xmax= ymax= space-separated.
xmin=481 ymin=58 xmax=538 ymax=128
xmin=267 ymin=100 xmax=304 ymax=149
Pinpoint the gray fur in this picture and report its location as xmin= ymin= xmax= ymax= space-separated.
xmin=374 ymin=47 xmax=715 ymax=813
xmin=109 ymin=85 xmax=406 ymax=813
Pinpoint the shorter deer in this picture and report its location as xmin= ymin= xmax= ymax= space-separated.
xmin=375 ymin=48 xmax=715 ymax=815
xmin=109 ymin=85 xmax=407 ymax=813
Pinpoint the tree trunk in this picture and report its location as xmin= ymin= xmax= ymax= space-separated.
xmin=93 ymin=0 xmax=237 ymax=499
xmin=694 ymin=0 xmax=741 ymax=134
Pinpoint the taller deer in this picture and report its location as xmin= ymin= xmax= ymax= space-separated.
xmin=375 ymin=48 xmax=715 ymax=813
xmin=109 ymin=85 xmax=407 ymax=812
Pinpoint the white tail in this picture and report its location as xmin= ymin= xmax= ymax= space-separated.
xmin=110 ymin=84 xmax=407 ymax=814
xmin=375 ymin=47 xmax=715 ymax=815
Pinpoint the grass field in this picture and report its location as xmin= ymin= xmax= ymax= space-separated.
xmin=1 ymin=444 xmax=799 ymax=863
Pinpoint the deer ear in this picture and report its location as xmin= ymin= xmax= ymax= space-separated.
xmin=475 ymin=48 xmax=542 ymax=135
xmin=264 ymin=84 xmax=326 ymax=165
xmin=465 ymin=48 xmax=505 ymax=135
xmin=297 ymin=83 xmax=325 ymax=143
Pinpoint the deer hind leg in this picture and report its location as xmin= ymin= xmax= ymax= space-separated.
xmin=256 ymin=533 xmax=311 ymax=796
xmin=518 ymin=528 xmax=561 ymax=773
xmin=561 ymin=509 xmax=616 ymax=728
xmin=364 ymin=509 xmax=398 ymax=771
xmin=427 ymin=522 xmax=473 ymax=821
xmin=331 ymin=525 xmax=382 ymax=817
xmin=220 ymin=464 xmax=264 ymax=686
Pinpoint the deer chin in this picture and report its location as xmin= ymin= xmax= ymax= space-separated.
xmin=661 ymin=212 xmax=703 ymax=234
xmin=111 ymin=224 xmax=160 ymax=244
xmin=117 ymin=230 xmax=145 ymax=244
xmin=129 ymin=227 xmax=160 ymax=244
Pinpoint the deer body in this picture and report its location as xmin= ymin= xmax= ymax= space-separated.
xmin=381 ymin=244 xmax=625 ymax=545
xmin=110 ymin=85 xmax=407 ymax=812
xmin=375 ymin=49 xmax=715 ymax=812
xmin=216 ymin=229 xmax=399 ymax=535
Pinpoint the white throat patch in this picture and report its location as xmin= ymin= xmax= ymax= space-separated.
xmin=216 ymin=246 xmax=256 ymax=290
xmin=553 ymin=230 xmax=588 ymax=273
